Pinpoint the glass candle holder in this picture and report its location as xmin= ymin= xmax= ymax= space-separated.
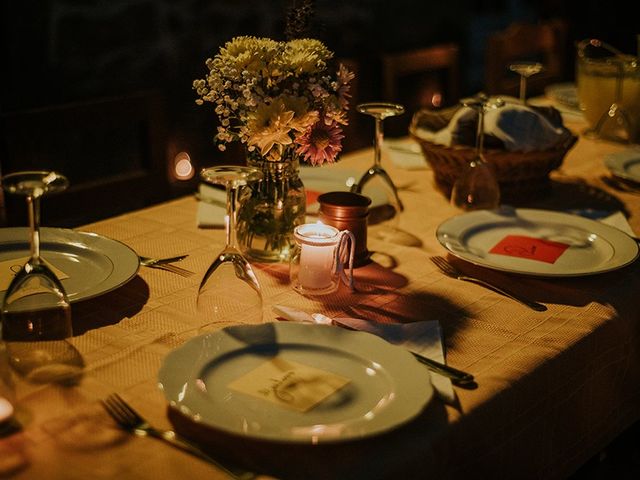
xmin=289 ymin=223 xmax=355 ymax=296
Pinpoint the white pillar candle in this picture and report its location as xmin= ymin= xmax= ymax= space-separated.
xmin=299 ymin=242 xmax=334 ymax=289
xmin=296 ymin=224 xmax=339 ymax=290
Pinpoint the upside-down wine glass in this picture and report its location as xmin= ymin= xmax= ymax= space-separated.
xmin=1 ymin=171 xmax=83 ymax=385
xmin=509 ymin=61 xmax=544 ymax=104
xmin=197 ymin=166 xmax=264 ymax=331
xmin=450 ymin=94 xmax=503 ymax=211
xmin=351 ymin=102 xmax=418 ymax=244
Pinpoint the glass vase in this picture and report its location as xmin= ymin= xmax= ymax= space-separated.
xmin=236 ymin=150 xmax=306 ymax=263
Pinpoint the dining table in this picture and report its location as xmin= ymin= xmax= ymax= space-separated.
xmin=1 ymin=105 xmax=640 ymax=480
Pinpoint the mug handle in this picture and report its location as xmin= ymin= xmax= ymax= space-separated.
xmin=334 ymin=230 xmax=355 ymax=291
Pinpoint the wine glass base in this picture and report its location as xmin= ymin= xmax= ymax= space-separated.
xmin=5 ymin=340 xmax=84 ymax=385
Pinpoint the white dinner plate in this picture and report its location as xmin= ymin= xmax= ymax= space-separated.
xmin=300 ymin=165 xmax=389 ymax=213
xmin=0 ymin=227 xmax=140 ymax=303
xmin=604 ymin=148 xmax=640 ymax=184
xmin=436 ymin=208 xmax=639 ymax=277
xmin=158 ymin=322 xmax=433 ymax=443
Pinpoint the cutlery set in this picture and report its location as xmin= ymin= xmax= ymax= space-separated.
xmin=429 ymin=256 xmax=547 ymax=311
xmin=101 ymin=394 xmax=256 ymax=479
xmin=138 ymin=255 xmax=194 ymax=277
xmin=602 ymin=175 xmax=640 ymax=195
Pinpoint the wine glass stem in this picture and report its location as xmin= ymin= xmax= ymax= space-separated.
xmin=374 ymin=117 xmax=383 ymax=168
xmin=27 ymin=194 xmax=42 ymax=264
xmin=225 ymin=184 xmax=239 ymax=250
xmin=475 ymin=108 xmax=485 ymax=157
xmin=519 ymin=75 xmax=527 ymax=103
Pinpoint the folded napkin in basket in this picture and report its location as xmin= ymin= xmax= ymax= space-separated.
xmin=272 ymin=305 xmax=455 ymax=403
xmin=414 ymin=96 xmax=573 ymax=153
xmin=196 ymin=184 xmax=226 ymax=228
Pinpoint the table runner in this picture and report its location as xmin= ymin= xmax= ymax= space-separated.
xmin=2 ymin=115 xmax=640 ymax=479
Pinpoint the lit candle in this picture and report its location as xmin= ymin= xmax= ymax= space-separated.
xmin=296 ymin=224 xmax=339 ymax=290
xmin=0 ymin=396 xmax=14 ymax=423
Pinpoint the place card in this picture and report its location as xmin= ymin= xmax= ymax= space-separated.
xmin=228 ymin=357 xmax=350 ymax=413
xmin=489 ymin=235 xmax=570 ymax=264
xmin=0 ymin=256 xmax=69 ymax=292
xmin=305 ymin=189 xmax=321 ymax=207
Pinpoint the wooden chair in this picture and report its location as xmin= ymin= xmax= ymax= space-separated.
xmin=381 ymin=43 xmax=461 ymax=137
xmin=484 ymin=20 xmax=568 ymax=98
xmin=0 ymin=90 xmax=171 ymax=227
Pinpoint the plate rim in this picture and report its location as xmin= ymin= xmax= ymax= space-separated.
xmin=436 ymin=208 xmax=639 ymax=277
xmin=157 ymin=322 xmax=434 ymax=444
xmin=604 ymin=149 xmax=640 ymax=184
xmin=0 ymin=227 xmax=140 ymax=302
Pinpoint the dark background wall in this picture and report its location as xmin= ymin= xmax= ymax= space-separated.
xmin=0 ymin=0 xmax=638 ymax=209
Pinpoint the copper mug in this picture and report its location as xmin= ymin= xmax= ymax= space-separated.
xmin=318 ymin=191 xmax=371 ymax=267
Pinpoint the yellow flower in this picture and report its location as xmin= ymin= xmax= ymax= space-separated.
xmin=282 ymin=38 xmax=332 ymax=74
xmin=279 ymin=95 xmax=319 ymax=132
xmin=219 ymin=36 xmax=279 ymax=74
xmin=247 ymin=99 xmax=296 ymax=158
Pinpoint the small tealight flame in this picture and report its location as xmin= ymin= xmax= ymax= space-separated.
xmin=173 ymin=152 xmax=194 ymax=180
xmin=0 ymin=396 xmax=14 ymax=423
xmin=431 ymin=92 xmax=443 ymax=107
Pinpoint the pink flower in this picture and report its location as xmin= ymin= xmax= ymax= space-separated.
xmin=336 ymin=64 xmax=355 ymax=110
xmin=296 ymin=120 xmax=344 ymax=166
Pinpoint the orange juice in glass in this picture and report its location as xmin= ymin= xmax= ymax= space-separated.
xmin=576 ymin=39 xmax=640 ymax=142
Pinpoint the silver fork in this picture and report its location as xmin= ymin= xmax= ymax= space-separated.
xmin=430 ymin=256 xmax=547 ymax=312
xmin=139 ymin=255 xmax=195 ymax=277
xmin=101 ymin=393 xmax=255 ymax=480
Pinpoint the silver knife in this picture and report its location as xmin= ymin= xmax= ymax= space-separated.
xmin=272 ymin=305 xmax=475 ymax=387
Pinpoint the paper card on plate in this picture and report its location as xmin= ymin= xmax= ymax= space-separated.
xmin=228 ymin=357 xmax=350 ymax=413
xmin=489 ymin=235 xmax=570 ymax=263
xmin=0 ymin=256 xmax=69 ymax=292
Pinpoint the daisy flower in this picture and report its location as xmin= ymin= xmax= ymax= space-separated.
xmin=296 ymin=120 xmax=344 ymax=166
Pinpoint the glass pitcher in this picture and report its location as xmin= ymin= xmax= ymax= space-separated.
xmin=576 ymin=38 xmax=640 ymax=142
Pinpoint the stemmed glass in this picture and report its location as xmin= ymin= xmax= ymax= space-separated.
xmin=509 ymin=61 xmax=544 ymax=104
xmin=351 ymin=102 xmax=404 ymax=211
xmin=1 ymin=171 xmax=83 ymax=384
xmin=197 ymin=166 xmax=264 ymax=331
xmin=450 ymin=95 xmax=503 ymax=211
xmin=351 ymin=102 xmax=417 ymax=244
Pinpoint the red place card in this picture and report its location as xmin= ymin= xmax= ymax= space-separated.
xmin=306 ymin=189 xmax=321 ymax=206
xmin=489 ymin=235 xmax=570 ymax=264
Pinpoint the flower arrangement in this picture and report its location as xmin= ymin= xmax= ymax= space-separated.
xmin=193 ymin=36 xmax=354 ymax=165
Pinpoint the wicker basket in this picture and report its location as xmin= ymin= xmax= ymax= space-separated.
xmin=409 ymin=107 xmax=578 ymax=203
